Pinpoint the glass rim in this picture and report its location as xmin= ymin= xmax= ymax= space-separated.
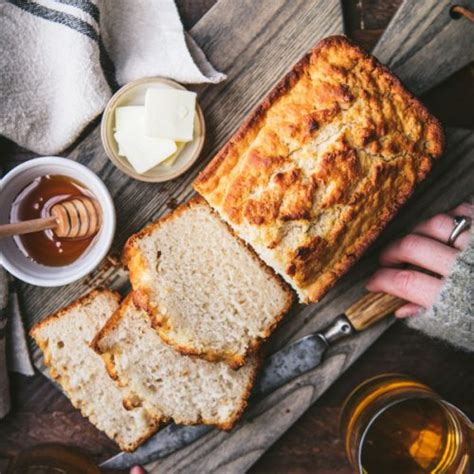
xmin=355 ymin=396 xmax=471 ymax=473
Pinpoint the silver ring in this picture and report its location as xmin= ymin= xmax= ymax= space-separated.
xmin=447 ymin=215 xmax=471 ymax=247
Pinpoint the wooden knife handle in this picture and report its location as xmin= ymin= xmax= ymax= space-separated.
xmin=345 ymin=292 xmax=405 ymax=331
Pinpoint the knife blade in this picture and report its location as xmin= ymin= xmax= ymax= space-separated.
xmin=252 ymin=314 xmax=352 ymax=395
xmin=101 ymin=292 xmax=403 ymax=470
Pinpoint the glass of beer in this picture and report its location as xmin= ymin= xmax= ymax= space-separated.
xmin=340 ymin=374 xmax=474 ymax=473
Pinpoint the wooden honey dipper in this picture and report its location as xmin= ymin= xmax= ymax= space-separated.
xmin=0 ymin=197 xmax=102 ymax=239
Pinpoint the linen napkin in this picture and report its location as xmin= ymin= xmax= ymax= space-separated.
xmin=0 ymin=269 xmax=35 ymax=420
xmin=7 ymin=287 xmax=35 ymax=377
xmin=0 ymin=0 xmax=225 ymax=155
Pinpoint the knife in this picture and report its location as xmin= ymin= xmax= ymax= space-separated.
xmin=101 ymin=292 xmax=403 ymax=470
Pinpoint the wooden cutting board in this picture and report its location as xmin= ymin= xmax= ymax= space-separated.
xmin=372 ymin=0 xmax=474 ymax=95
xmin=23 ymin=0 xmax=346 ymax=370
xmin=17 ymin=0 xmax=473 ymax=471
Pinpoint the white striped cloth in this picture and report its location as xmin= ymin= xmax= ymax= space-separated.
xmin=0 ymin=269 xmax=35 ymax=420
xmin=0 ymin=0 xmax=225 ymax=155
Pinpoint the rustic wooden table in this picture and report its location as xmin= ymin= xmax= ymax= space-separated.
xmin=0 ymin=1 xmax=473 ymax=473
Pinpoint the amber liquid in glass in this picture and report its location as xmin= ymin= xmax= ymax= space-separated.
xmin=341 ymin=375 xmax=473 ymax=474
xmin=361 ymin=398 xmax=460 ymax=474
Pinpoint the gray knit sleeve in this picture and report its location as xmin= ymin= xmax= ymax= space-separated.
xmin=406 ymin=231 xmax=474 ymax=352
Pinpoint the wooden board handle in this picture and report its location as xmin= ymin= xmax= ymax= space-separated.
xmin=345 ymin=292 xmax=405 ymax=331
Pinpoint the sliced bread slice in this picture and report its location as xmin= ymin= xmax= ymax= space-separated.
xmin=93 ymin=292 xmax=259 ymax=430
xmin=124 ymin=196 xmax=293 ymax=368
xmin=30 ymin=289 xmax=162 ymax=451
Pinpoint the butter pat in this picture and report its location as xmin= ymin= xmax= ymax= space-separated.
xmin=145 ymin=88 xmax=196 ymax=142
xmin=114 ymin=106 xmax=177 ymax=174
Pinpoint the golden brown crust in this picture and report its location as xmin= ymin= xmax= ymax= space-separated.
xmin=123 ymin=197 xmax=294 ymax=368
xmin=95 ymin=291 xmax=261 ymax=431
xmin=30 ymin=288 xmax=161 ymax=452
xmin=121 ymin=421 xmax=162 ymax=452
xmin=194 ymin=35 xmax=444 ymax=303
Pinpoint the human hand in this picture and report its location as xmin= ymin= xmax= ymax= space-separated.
xmin=366 ymin=202 xmax=472 ymax=318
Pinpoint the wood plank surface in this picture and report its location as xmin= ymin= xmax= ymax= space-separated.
xmin=372 ymin=0 xmax=474 ymax=95
xmin=1 ymin=0 xmax=472 ymax=472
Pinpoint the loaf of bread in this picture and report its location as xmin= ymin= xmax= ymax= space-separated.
xmin=194 ymin=35 xmax=444 ymax=303
xmin=93 ymin=292 xmax=259 ymax=430
xmin=30 ymin=289 xmax=161 ymax=451
xmin=124 ymin=196 xmax=293 ymax=367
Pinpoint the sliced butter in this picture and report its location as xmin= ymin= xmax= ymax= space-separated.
xmin=161 ymin=142 xmax=185 ymax=168
xmin=114 ymin=106 xmax=177 ymax=174
xmin=145 ymin=88 xmax=196 ymax=142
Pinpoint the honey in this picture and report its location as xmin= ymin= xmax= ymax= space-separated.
xmin=361 ymin=398 xmax=460 ymax=473
xmin=10 ymin=175 xmax=97 ymax=267
xmin=341 ymin=375 xmax=473 ymax=474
